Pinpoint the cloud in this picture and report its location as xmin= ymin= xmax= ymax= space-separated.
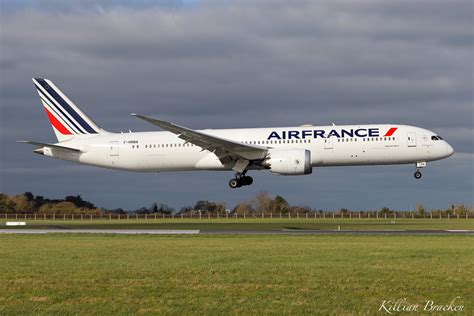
xmin=1 ymin=0 xmax=472 ymax=210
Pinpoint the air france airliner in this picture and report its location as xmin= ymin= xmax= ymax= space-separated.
xmin=20 ymin=78 xmax=454 ymax=188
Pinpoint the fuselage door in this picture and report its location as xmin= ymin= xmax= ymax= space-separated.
xmin=110 ymin=141 xmax=119 ymax=156
xmin=324 ymin=137 xmax=333 ymax=149
xmin=407 ymin=132 xmax=417 ymax=147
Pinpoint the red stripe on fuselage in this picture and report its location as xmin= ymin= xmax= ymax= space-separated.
xmin=43 ymin=107 xmax=72 ymax=135
xmin=384 ymin=127 xmax=398 ymax=137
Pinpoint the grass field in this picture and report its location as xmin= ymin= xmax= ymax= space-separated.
xmin=0 ymin=234 xmax=472 ymax=315
xmin=1 ymin=218 xmax=474 ymax=231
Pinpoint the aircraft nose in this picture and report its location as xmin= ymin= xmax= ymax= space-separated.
xmin=446 ymin=143 xmax=454 ymax=157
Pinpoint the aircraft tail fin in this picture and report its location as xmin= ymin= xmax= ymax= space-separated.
xmin=32 ymin=78 xmax=108 ymax=142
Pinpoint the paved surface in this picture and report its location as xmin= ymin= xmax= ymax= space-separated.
xmin=0 ymin=229 xmax=473 ymax=235
xmin=203 ymin=229 xmax=474 ymax=235
xmin=0 ymin=229 xmax=200 ymax=235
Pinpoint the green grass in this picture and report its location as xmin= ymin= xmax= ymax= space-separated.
xmin=0 ymin=234 xmax=472 ymax=315
xmin=1 ymin=218 xmax=474 ymax=231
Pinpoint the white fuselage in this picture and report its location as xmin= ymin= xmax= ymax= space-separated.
xmin=41 ymin=124 xmax=454 ymax=173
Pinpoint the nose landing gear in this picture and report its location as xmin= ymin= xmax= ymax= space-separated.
xmin=229 ymin=172 xmax=253 ymax=188
xmin=414 ymin=161 xmax=426 ymax=180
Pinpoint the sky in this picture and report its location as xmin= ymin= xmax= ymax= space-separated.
xmin=0 ymin=0 xmax=473 ymax=211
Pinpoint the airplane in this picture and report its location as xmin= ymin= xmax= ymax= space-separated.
xmin=20 ymin=78 xmax=454 ymax=188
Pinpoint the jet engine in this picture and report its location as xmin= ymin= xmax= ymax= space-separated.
xmin=262 ymin=149 xmax=312 ymax=175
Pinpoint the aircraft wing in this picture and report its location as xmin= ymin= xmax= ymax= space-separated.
xmin=17 ymin=141 xmax=82 ymax=153
xmin=131 ymin=114 xmax=268 ymax=169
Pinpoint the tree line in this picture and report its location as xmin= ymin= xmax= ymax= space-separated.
xmin=0 ymin=192 xmax=102 ymax=215
xmin=0 ymin=192 xmax=472 ymax=216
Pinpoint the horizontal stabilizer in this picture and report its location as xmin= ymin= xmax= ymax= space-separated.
xmin=17 ymin=141 xmax=82 ymax=153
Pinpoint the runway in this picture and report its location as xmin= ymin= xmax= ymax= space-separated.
xmin=0 ymin=229 xmax=473 ymax=235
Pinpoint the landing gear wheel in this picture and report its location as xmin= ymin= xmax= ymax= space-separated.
xmin=414 ymin=171 xmax=422 ymax=179
xmin=229 ymin=178 xmax=241 ymax=188
xmin=241 ymin=176 xmax=253 ymax=186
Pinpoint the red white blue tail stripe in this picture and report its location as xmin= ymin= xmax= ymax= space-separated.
xmin=32 ymin=78 xmax=100 ymax=137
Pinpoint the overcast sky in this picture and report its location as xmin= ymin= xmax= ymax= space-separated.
xmin=1 ymin=0 xmax=473 ymax=211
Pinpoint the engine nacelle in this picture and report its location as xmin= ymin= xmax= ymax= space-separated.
xmin=263 ymin=149 xmax=312 ymax=175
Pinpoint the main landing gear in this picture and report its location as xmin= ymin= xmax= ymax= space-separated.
xmin=229 ymin=172 xmax=253 ymax=189
xmin=414 ymin=161 xmax=426 ymax=179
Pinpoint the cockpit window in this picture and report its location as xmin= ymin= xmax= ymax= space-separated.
xmin=431 ymin=136 xmax=439 ymax=141
xmin=437 ymin=135 xmax=443 ymax=140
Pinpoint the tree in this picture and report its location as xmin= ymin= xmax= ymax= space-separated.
xmin=150 ymin=203 xmax=159 ymax=213
xmin=289 ymin=205 xmax=312 ymax=215
xmin=256 ymin=191 xmax=273 ymax=213
xmin=135 ymin=206 xmax=149 ymax=214
xmin=39 ymin=202 xmax=78 ymax=215
xmin=0 ymin=194 xmax=15 ymax=213
xmin=23 ymin=192 xmax=34 ymax=201
xmin=233 ymin=200 xmax=255 ymax=215
xmin=417 ymin=204 xmax=425 ymax=217
xmin=107 ymin=208 xmax=126 ymax=214
xmin=10 ymin=194 xmax=36 ymax=213
xmin=34 ymin=195 xmax=46 ymax=206
xmin=339 ymin=208 xmax=350 ymax=215
xmin=379 ymin=207 xmax=391 ymax=215
xmin=193 ymin=200 xmax=225 ymax=214
xmin=273 ymin=195 xmax=290 ymax=214
xmin=157 ymin=203 xmax=174 ymax=214
xmin=178 ymin=206 xmax=193 ymax=215
xmin=65 ymin=195 xmax=95 ymax=209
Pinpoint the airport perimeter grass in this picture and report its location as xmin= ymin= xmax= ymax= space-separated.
xmin=0 ymin=234 xmax=472 ymax=315
xmin=1 ymin=218 xmax=474 ymax=231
